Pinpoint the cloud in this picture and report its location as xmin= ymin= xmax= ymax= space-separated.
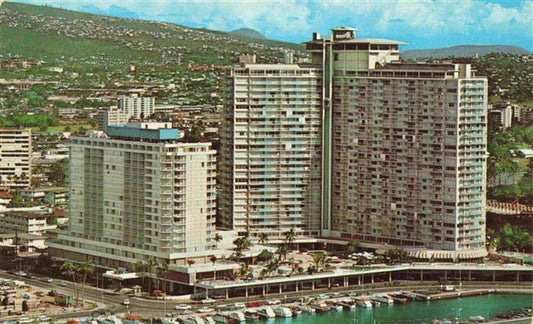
xmin=10 ymin=0 xmax=533 ymax=50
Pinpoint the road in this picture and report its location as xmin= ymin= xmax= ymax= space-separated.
xmin=1 ymin=270 xmax=531 ymax=318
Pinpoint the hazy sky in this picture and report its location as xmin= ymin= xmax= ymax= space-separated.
xmin=13 ymin=0 xmax=533 ymax=51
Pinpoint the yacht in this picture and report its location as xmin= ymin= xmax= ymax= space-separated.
xmin=274 ymin=306 xmax=293 ymax=318
xmin=356 ymin=300 xmax=373 ymax=308
xmin=257 ymin=306 xmax=276 ymax=319
xmin=228 ymin=311 xmax=246 ymax=323
xmin=375 ymin=295 xmax=394 ymax=305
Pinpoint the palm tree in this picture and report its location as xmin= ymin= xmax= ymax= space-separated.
xmin=78 ymin=262 xmax=94 ymax=306
xmin=284 ymin=229 xmax=296 ymax=250
xmin=133 ymin=260 xmax=147 ymax=293
xmin=347 ymin=240 xmax=360 ymax=254
xmin=187 ymin=259 xmax=196 ymax=268
xmin=210 ymin=255 xmax=218 ymax=279
xmin=276 ymin=244 xmax=288 ymax=261
xmin=158 ymin=263 xmax=169 ymax=293
xmin=146 ymin=258 xmax=157 ymax=295
xmin=60 ymin=261 xmax=79 ymax=306
xmin=258 ymin=233 xmax=269 ymax=245
xmin=213 ymin=233 xmax=223 ymax=249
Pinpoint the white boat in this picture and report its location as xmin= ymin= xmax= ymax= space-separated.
xmin=229 ymin=311 xmax=246 ymax=323
xmin=356 ymin=300 xmax=373 ymax=308
xmin=468 ymin=316 xmax=486 ymax=322
xmin=375 ymin=295 xmax=394 ymax=305
xmin=192 ymin=317 xmax=205 ymax=324
xmin=274 ymin=306 xmax=293 ymax=318
xmin=257 ymin=306 xmax=276 ymax=318
xmin=202 ymin=317 xmax=215 ymax=324
xmin=212 ymin=315 xmax=228 ymax=324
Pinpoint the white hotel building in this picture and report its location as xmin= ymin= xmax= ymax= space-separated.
xmin=221 ymin=28 xmax=488 ymax=260
xmin=49 ymin=123 xmax=218 ymax=270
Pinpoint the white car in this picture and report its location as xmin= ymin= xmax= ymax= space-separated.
xmin=38 ymin=315 xmax=51 ymax=322
xmin=123 ymin=298 xmax=130 ymax=305
xmin=201 ymin=298 xmax=216 ymax=304
xmin=175 ymin=304 xmax=192 ymax=310
xmin=267 ymin=299 xmax=281 ymax=305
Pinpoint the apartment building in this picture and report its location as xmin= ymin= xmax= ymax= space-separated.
xmin=97 ymin=94 xmax=156 ymax=131
xmin=0 ymin=211 xmax=54 ymax=236
xmin=0 ymin=128 xmax=31 ymax=188
xmin=117 ymin=93 xmax=155 ymax=119
xmin=222 ymin=28 xmax=488 ymax=259
xmin=96 ymin=107 xmax=130 ymax=131
xmin=219 ymin=64 xmax=323 ymax=240
xmin=48 ymin=122 xmax=217 ymax=269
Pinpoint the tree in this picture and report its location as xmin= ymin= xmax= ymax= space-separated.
xmin=146 ymin=258 xmax=157 ymax=294
xmin=183 ymin=120 xmax=205 ymax=142
xmin=47 ymin=158 xmax=68 ymax=186
xmin=187 ymin=259 xmax=196 ymax=268
xmin=346 ymin=240 xmax=360 ymax=254
xmin=257 ymin=249 xmax=273 ymax=262
xmin=133 ymin=260 xmax=147 ymax=293
xmin=383 ymin=248 xmax=408 ymax=265
xmin=210 ymin=255 xmax=218 ymax=279
xmin=284 ymin=229 xmax=296 ymax=250
xmin=276 ymin=244 xmax=288 ymax=262
xmin=499 ymin=224 xmax=531 ymax=252
xmin=78 ymin=262 xmax=94 ymax=306
xmin=258 ymin=233 xmax=269 ymax=245
xmin=213 ymin=233 xmax=223 ymax=249
xmin=311 ymin=252 xmax=328 ymax=272
xmin=60 ymin=261 xmax=79 ymax=307
xmin=158 ymin=263 xmax=169 ymax=293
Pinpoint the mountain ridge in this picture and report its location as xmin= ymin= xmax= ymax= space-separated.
xmin=402 ymin=45 xmax=530 ymax=59
xmin=230 ymin=28 xmax=266 ymax=40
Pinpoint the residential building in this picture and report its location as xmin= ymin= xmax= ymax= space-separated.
xmin=0 ymin=128 xmax=31 ymax=188
xmin=219 ymin=64 xmax=322 ymax=240
xmin=96 ymin=107 xmax=130 ymax=131
xmin=221 ymin=27 xmax=488 ymax=260
xmin=117 ymin=93 xmax=155 ymax=119
xmin=0 ymin=211 xmax=54 ymax=236
xmin=48 ymin=122 xmax=217 ymax=270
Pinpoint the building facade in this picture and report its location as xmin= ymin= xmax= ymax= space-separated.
xmin=0 ymin=211 xmax=53 ymax=236
xmin=221 ymin=28 xmax=488 ymax=259
xmin=219 ymin=64 xmax=323 ymax=240
xmin=0 ymin=128 xmax=31 ymax=188
xmin=48 ymin=123 xmax=217 ymax=268
xmin=117 ymin=93 xmax=155 ymax=119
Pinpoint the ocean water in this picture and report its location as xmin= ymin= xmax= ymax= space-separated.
xmin=258 ymin=294 xmax=532 ymax=324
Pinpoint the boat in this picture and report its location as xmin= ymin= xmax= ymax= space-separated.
xmin=290 ymin=306 xmax=303 ymax=316
xmin=257 ymin=306 xmax=276 ymax=319
xmin=311 ymin=302 xmax=330 ymax=313
xmin=298 ymin=305 xmax=315 ymax=314
xmin=178 ymin=317 xmax=196 ymax=324
xmin=375 ymin=295 xmax=394 ymax=305
xmin=191 ymin=317 xmax=205 ymax=324
xmin=468 ymin=316 xmax=486 ymax=322
xmin=274 ymin=306 xmax=293 ymax=318
xmin=212 ymin=315 xmax=228 ymax=324
xmin=228 ymin=311 xmax=246 ymax=323
xmin=202 ymin=317 xmax=216 ymax=324
xmin=356 ymin=300 xmax=373 ymax=308
xmin=244 ymin=311 xmax=260 ymax=320
xmin=198 ymin=307 xmax=215 ymax=314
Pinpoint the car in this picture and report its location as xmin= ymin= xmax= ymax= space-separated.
xmin=41 ymin=277 xmax=53 ymax=283
xmin=201 ymin=298 xmax=216 ymax=304
xmin=123 ymin=298 xmax=130 ymax=305
xmin=38 ymin=315 xmax=51 ymax=322
xmin=57 ymin=281 xmax=67 ymax=287
xmin=175 ymin=304 xmax=192 ymax=310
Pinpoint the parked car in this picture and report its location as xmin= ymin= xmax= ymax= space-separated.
xmin=57 ymin=281 xmax=67 ymax=287
xmin=175 ymin=304 xmax=192 ymax=310
xmin=41 ymin=277 xmax=53 ymax=283
xmin=123 ymin=298 xmax=130 ymax=305
xmin=201 ymin=298 xmax=215 ymax=304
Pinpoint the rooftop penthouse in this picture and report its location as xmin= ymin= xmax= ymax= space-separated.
xmin=102 ymin=122 xmax=180 ymax=141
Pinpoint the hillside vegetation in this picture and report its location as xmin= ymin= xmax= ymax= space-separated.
xmin=0 ymin=1 xmax=303 ymax=65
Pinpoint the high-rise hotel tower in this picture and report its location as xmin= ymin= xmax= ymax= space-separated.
xmin=221 ymin=28 xmax=488 ymax=259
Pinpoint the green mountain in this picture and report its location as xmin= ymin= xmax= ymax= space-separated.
xmin=230 ymin=28 xmax=266 ymax=40
xmin=402 ymin=45 xmax=530 ymax=59
xmin=0 ymin=1 xmax=303 ymax=65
